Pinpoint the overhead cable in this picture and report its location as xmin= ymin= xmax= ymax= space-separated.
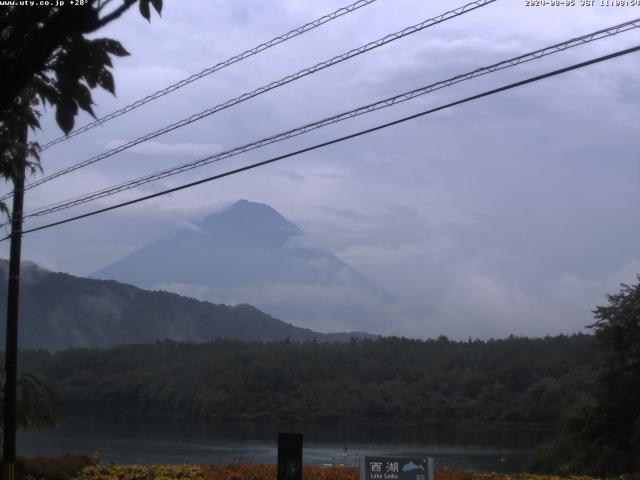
xmin=7 ymin=43 xmax=639 ymax=241
xmin=5 ymin=0 xmax=496 ymax=201
xmin=21 ymin=17 xmax=640 ymax=220
xmin=38 ymin=0 xmax=380 ymax=151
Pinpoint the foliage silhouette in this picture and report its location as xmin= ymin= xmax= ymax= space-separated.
xmin=529 ymin=278 xmax=640 ymax=475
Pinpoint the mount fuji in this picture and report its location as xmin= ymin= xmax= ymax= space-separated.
xmin=93 ymin=200 xmax=399 ymax=333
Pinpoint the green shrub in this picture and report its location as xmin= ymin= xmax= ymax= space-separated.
xmin=17 ymin=454 xmax=92 ymax=480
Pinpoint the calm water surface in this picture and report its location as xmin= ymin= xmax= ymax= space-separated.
xmin=18 ymin=414 xmax=552 ymax=473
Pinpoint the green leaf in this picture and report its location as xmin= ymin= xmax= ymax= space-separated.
xmin=139 ymin=0 xmax=151 ymax=21
xmin=54 ymin=86 xmax=79 ymax=133
xmin=32 ymin=77 xmax=58 ymax=107
xmin=94 ymin=38 xmax=129 ymax=57
xmin=150 ymin=0 xmax=162 ymax=14
xmin=87 ymin=42 xmax=112 ymax=68
xmin=83 ymin=69 xmax=99 ymax=89
xmin=55 ymin=104 xmax=74 ymax=134
xmin=97 ymin=70 xmax=114 ymax=95
xmin=73 ymin=83 xmax=95 ymax=118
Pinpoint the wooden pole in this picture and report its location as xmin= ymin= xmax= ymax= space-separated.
xmin=2 ymin=125 xmax=27 ymax=480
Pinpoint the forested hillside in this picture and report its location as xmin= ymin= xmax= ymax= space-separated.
xmin=0 ymin=260 xmax=373 ymax=349
xmin=20 ymin=335 xmax=597 ymax=428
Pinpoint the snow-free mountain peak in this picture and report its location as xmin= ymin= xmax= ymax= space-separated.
xmin=93 ymin=200 xmax=399 ymax=333
xmin=200 ymin=199 xmax=300 ymax=247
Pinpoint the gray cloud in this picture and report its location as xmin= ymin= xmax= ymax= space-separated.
xmin=3 ymin=0 xmax=639 ymax=339
xmin=151 ymin=281 xmax=431 ymax=337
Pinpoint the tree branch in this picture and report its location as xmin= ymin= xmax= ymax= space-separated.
xmin=96 ymin=0 xmax=116 ymax=14
xmin=96 ymin=0 xmax=137 ymax=28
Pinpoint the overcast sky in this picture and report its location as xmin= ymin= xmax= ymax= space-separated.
xmin=2 ymin=0 xmax=640 ymax=339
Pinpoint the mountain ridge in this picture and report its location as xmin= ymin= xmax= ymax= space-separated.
xmin=0 ymin=259 xmax=377 ymax=350
xmin=92 ymin=199 xmax=399 ymax=333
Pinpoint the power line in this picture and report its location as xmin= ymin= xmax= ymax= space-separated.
xmin=6 ymin=43 xmax=639 ymax=241
xmin=38 ymin=0 xmax=380 ymax=152
xmin=19 ymin=17 xmax=640 ymax=220
xmin=5 ymin=0 xmax=495 ymax=201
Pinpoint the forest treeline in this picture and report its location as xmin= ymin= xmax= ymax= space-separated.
xmin=19 ymin=334 xmax=596 ymax=428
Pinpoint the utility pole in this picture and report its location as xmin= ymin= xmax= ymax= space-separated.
xmin=2 ymin=125 xmax=27 ymax=480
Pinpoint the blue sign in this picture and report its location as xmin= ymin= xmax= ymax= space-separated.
xmin=360 ymin=456 xmax=434 ymax=480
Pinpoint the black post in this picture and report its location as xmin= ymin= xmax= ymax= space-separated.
xmin=277 ymin=433 xmax=303 ymax=480
xmin=2 ymin=126 xmax=27 ymax=480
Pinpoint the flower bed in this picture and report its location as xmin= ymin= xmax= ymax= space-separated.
xmin=68 ymin=465 xmax=601 ymax=480
xmin=71 ymin=465 xmax=205 ymax=480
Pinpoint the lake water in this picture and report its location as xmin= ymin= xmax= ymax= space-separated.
xmin=17 ymin=414 xmax=552 ymax=473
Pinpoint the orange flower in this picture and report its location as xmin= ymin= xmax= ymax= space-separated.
xmin=200 ymin=464 xmax=358 ymax=480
